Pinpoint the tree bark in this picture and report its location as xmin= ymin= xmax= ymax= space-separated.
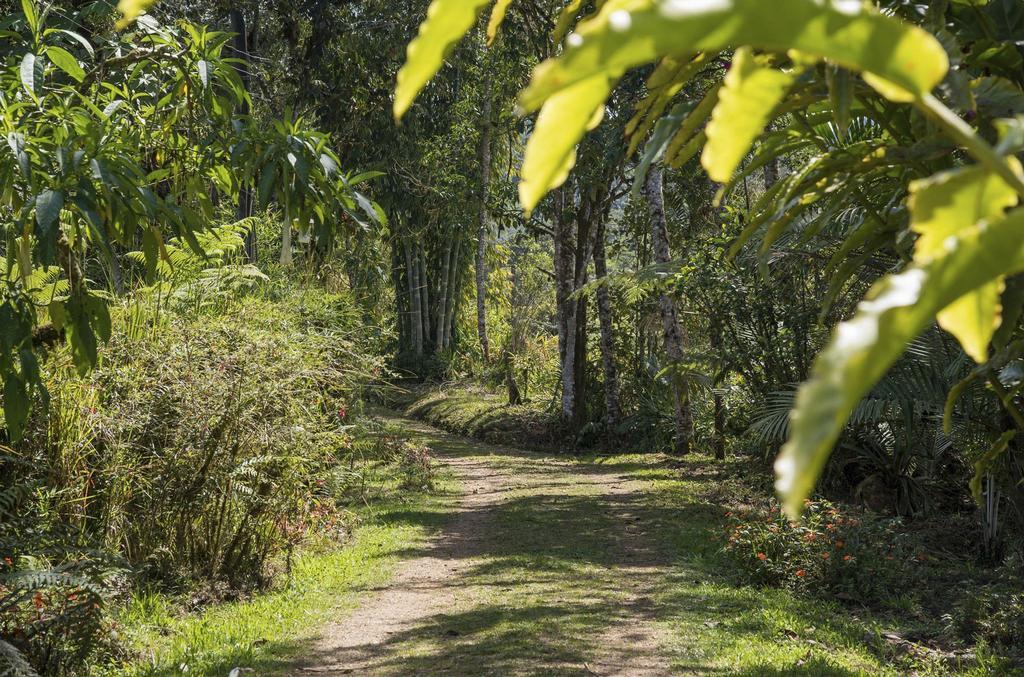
xmin=645 ymin=165 xmax=692 ymax=455
xmin=552 ymin=188 xmax=576 ymax=422
xmin=444 ymin=240 xmax=461 ymax=351
xmin=436 ymin=237 xmax=452 ymax=350
xmin=404 ymin=239 xmax=423 ymax=356
xmin=506 ymin=249 xmax=523 ymax=405
xmin=418 ymin=245 xmax=431 ymax=346
xmin=476 ymin=90 xmax=493 ymax=363
xmin=593 ymin=217 xmax=621 ymax=428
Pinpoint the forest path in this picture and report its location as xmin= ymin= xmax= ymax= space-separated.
xmin=294 ymin=413 xmax=671 ymax=675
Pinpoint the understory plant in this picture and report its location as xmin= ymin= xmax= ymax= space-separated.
xmin=0 ymin=278 xmax=385 ymax=673
xmin=720 ymin=498 xmax=923 ymax=605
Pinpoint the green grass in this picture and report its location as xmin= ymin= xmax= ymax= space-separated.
xmin=106 ymin=468 xmax=458 ymax=676
xmin=107 ymin=405 xmax=1015 ymax=675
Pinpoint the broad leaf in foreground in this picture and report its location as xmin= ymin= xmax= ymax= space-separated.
xmin=394 ymin=0 xmax=492 ymax=120
xmin=702 ymin=48 xmax=800 ymax=182
xmin=519 ymin=73 xmax=618 ymax=212
xmin=908 ymin=162 xmax=1021 ymax=361
xmin=520 ymin=0 xmax=948 ymax=112
xmin=776 ymin=204 xmax=1024 ymax=518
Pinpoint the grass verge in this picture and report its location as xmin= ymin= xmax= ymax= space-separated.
xmin=106 ymin=467 xmax=457 ymax=676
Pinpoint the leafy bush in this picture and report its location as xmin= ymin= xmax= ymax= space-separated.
xmin=719 ymin=498 xmax=925 ymax=606
xmin=0 ymin=284 xmax=385 ymax=673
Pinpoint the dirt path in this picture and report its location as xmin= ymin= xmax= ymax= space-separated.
xmin=294 ymin=416 xmax=670 ymax=676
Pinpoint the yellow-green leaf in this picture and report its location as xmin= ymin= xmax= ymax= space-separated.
xmin=626 ymin=52 xmax=711 ymax=158
xmin=663 ymin=83 xmax=720 ymax=165
xmin=394 ymin=0 xmax=492 ymax=120
xmin=908 ymin=161 xmax=1021 ymax=361
xmin=44 ymin=45 xmax=84 ymax=82
xmin=486 ymin=0 xmax=515 ymax=45
xmin=115 ymin=0 xmax=158 ymax=29
xmin=970 ymin=431 xmax=1014 ymax=502
xmin=519 ymin=72 xmax=618 ymax=213
xmin=776 ymin=204 xmax=1024 ymax=519
xmin=702 ymin=48 xmax=801 ymax=182
xmin=520 ymin=0 xmax=948 ymax=113
xmin=552 ymin=0 xmax=586 ymax=45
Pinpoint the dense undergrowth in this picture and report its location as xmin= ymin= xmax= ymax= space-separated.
xmin=0 ymin=240 xmax=444 ymax=674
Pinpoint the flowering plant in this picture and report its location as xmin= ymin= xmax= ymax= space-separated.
xmin=719 ymin=498 xmax=924 ymax=603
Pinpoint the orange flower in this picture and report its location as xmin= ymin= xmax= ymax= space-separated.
xmin=795 ymin=569 xmax=806 ymax=577
xmin=757 ymin=552 xmax=767 ymax=561
xmin=822 ymin=552 xmax=830 ymax=560
xmin=843 ymin=555 xmax=852 ymax=562
xmin=835 ymin=540 xmax=844 ymax=549
xmin=804 ymin=532 xmax=818 ymax=542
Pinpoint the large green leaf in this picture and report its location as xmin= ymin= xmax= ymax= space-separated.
xmin=519 ymin=72 xmax=618 ymax=212
xmin=520 ymin=0 xmax=948 ymax=112
xmin=394 ymin=0 xmax=492 ymax=120
xmin=776 ymin=204 xmax=1024 ymax=519
xmin=35 ymin=189 xmax=64 ymax=259
xmin=20 ymin=52 xmax=43 ymax=98
xmin=43 ymin=45 xmax=84 ymax=82
xmin=702 ymin=48 xmax=801 ymax=182
xmin=908 ymin=162 xmax=1021 ymax=361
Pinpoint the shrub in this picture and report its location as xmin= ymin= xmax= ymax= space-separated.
xmin=1 ymin=285 xmax=386 ymax=673
xmin=719 ymin=498 xmax=925 ymax=605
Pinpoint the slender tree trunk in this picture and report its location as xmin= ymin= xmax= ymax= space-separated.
xmin=418 ymin=246 xmax=431 ymax=348
xmin=645 ymin=166 xmax=692 ymax=455
xmin=404 ymin=239 xmax=423 ymax=356
xmin=229 ymin=8 xmax=256 ymax=263
xmin=552 ymin=188 xmax=577 ymax=422
xmin=593 ymin=218 xmax=621 ymax=428
xmin=436 ymin=237 xmax=451 ymax=350
xmin=476 ymin=91 xmax=493 ymax=363
xmin=393 ymin=245 xmax=409 ymax=351
xmin=506 ymin=249 xmax=523 ymax=405
xmin=444 ymin=240 xmax=461 ymax=351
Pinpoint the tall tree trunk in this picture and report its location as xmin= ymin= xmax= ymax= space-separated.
xmin=645 ymin=165 xmax=692 ymax=455
xmin=418 ymin=245 xmax=431 ymax=348
xmin=229 ymin=8 xmax=256 ymax=263
xmin=475 ymin=91 xmax=493 ymax=363
xmin=552 ymin=188 xmax=577 ymax=422
xmin=436 ymin=237 xmax=452 ymax=350
xmin=404 ymin=239 xmax=423 ymax=356
xmin=593 ymin=218 xmax=621 ymax=428
xmin=393 ymin=245 xmax=409 ymax=351
xmin=444 ymin=240 xmax=461 ymax=351
xmin=506 ymin=249 xmax=523 ymax=405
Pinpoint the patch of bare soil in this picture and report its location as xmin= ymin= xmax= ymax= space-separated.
xmin=293 ymin=418 xmax=670 ymax=676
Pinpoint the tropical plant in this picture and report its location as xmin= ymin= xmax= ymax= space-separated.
xmin=396 ymin=0 xmax=1024 ymax=518
xmin=1 ymin=1 xmax=382 ymax=439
